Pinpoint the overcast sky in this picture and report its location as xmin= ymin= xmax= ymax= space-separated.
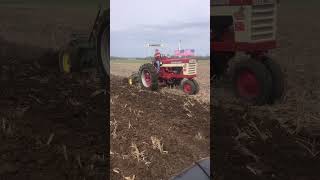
xmin=110 ymin=0 xmax=210 ymax=57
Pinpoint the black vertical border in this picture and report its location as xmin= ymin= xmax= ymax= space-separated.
xmin=210 ymin=1 xmax=214 ymax=178
xmin=106 ymin=0 xmax=111 ymax=179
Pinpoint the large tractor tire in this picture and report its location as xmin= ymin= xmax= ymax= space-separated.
xmin=139 ymin=63 xmax=158 ymax=90
xmin=58 ymin=42 xmax=80 ymax=73
xmin=96 ymin=10 xmax=109 ymax=88
xmin=191 ymin=79 xmax=200 ymax=94
xmin=232 ymin=59 xmax=273 ymax=105
xmin=261 ymin=56 xmax=285 ymax=103
xmin=180 ymin=79 xmax=199 ymax=95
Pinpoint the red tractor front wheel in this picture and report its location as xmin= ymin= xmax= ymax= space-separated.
xmin=232 ymin=59 xmax=272 ymax=105
xmin=180 ymin=79 xmax=199 ymax=95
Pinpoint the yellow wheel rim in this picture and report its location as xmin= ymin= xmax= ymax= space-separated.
xmin=62 ymin=53 xmax=71 ymax=73
xmin=128 ymin=78 xmax=133 ymax=85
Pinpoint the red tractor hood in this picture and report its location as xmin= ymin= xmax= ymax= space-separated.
xmin=161 ymin=58 xmax=192 ymax=64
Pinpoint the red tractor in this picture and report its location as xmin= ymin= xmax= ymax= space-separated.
xmin=212 ymin=0 xmax=284 ymax=105
xmin=129 ymin=50 xmax=200 ymax=95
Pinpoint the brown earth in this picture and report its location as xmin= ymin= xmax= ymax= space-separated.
xmin=0 ymin=38 xmax=108 ymax=179
xmin=0 ymin=5 xmax=110 ymax=179
xmin=213 ymin=1 xmax=320 ymax=180
xmin=214 ymin=104 xmax=320 ymax=180
xmin=110 ymin=75 xmax=210 ymax=180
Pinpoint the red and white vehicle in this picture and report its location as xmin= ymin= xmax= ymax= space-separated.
xmin=211 ymin=0 xmax=284 ymax=105
xmin=130 ymin=50 xmax=200 ymax=95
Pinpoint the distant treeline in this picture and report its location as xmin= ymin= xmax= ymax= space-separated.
xmin=111 ymin=56 xmax=210 ymax=60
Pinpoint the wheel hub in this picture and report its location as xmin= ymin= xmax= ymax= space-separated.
xmin=62 ymin=53 xmax=71 ymax=73
xmin=141 ymin=69 xmax=152 ymax=87
xmin=237 ymin=70 xmax=260 ymax=98
xmin=183 ymin=83 xmax=192 ymax=94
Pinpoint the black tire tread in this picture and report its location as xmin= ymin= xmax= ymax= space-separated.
xmin=261 ymin=56 xmax=285 ymax=103
xmin=191 ymin=79 xmax=200 ymax=94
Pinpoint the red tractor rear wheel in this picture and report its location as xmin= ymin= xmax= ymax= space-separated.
xmin=139 ymin=63 xmax=158 ymax=90
xmin=180 ymin=79 xmax=199 ymax=95
xmin=232 ymin=59 xmax=272 ymax=105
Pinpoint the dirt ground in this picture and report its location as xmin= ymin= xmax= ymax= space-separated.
xmin=213 ymin=1 xmax=320 ymax=179
xmin=111 ymin=60 xmax=210 ymax=103
xmin=0 ymin=39 xmax=108 ymax=180
xmin=110 ymin=59 xmax=210 ymax=179
xmin=0 ymin=5 xmax=108 ymax=180
xmin=110 ymin=75 xmax=210 ymax=180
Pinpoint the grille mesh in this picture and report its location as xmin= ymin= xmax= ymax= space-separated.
xmin=251 ymin=4 xmax=275 ymax=41
xmin=187 ymin=63 xmax=197 ymax=75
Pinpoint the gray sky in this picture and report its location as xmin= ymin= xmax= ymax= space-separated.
xmin=111 ymin=0 xmax=210 ymax=57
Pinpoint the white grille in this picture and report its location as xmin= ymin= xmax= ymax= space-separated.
xmin=251 ymin=3 xmax=275 ymax=41
xmin=186 ymin=62 xmax=197 ymax=75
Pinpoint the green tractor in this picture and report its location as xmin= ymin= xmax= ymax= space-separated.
xmin=59 ymin=2 xmax=109 ymax=87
